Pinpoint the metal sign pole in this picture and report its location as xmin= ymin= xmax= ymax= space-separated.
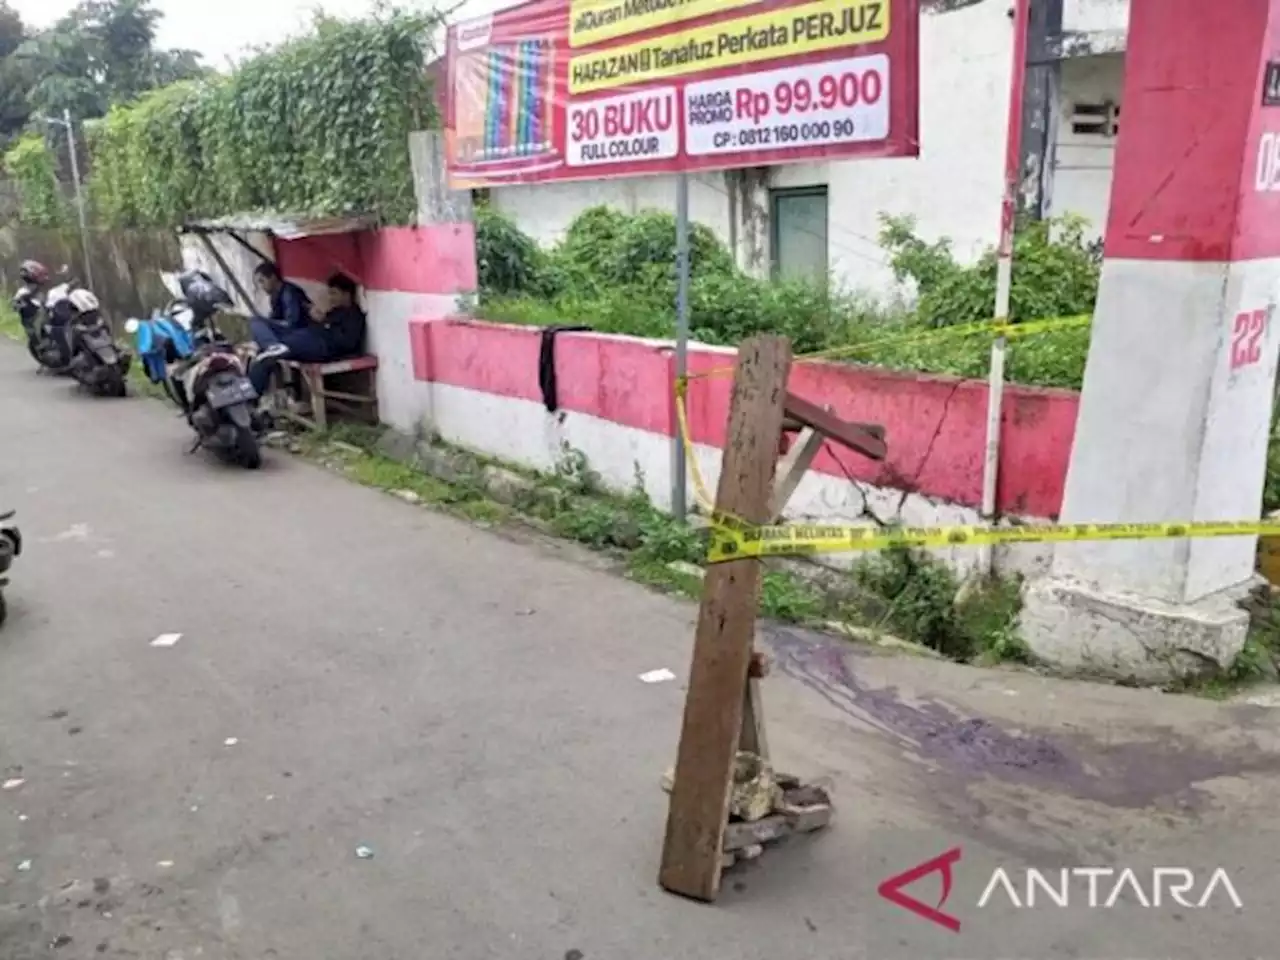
xmin=979 ymin=0 xmax=1030 ymax=576
xmin=673 ymin=173 xmax=691 ymax=522
xmin=63 ymin=110 xmax=94 ymax=292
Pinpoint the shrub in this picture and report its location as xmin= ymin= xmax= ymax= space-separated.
xmin=880 ymin=213 xmax=1101 ymax=327
xmin=603 ymin=208 xmax=735 ymax=286
xmin=3 ymin=134 xmax=67 ymax=227
xmin=473 ymin=204 xmax=1098 ymax=391
xmin=1265 ymin=420 xmax=1280 ymax=515
xmin=853 ymin=547 xmax=1028 ymax=662
xmin=555 ymin=205 xmax=629 ymax=295
xmin=474 ymin=205 xmax=557 ymax=298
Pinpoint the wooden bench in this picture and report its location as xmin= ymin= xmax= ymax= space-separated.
xmin=275 ymin=355 xmax=379 ymax=431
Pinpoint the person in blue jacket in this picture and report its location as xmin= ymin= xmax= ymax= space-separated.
xmin=251 ymin=261 xmax=311 ymax=334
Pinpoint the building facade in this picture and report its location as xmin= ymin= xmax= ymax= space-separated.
xmin=486 ymin=0 xmax=1129 ymax=297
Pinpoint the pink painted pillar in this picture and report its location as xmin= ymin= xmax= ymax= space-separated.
xmin=1023 ymin=0 xmax=1280 ymax=679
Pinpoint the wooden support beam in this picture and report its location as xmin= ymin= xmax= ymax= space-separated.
xmin=659 ymin=335 xmax=792 ymax=903
xmin=195 ymin=233 xmax=257 ymax=317
xmin=784 ymin=392 xmax=887 ymax=461
xmin=739 ymin=651 xmax=770 ymax=759
xmin=739 ymin=679 xmax=769 ymax=760
xmin=770 ymin=426 xmax=824 ymax=521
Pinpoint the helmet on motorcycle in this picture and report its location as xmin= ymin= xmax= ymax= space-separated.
xmin=68 ymin=289 xmax=101 ymax=314
xmin=178 ymin=270 xmax=232 ymax=310
xmin=19 ymin=260 xmax=49 ymax=285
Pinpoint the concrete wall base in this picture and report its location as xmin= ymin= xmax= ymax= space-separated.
xmin=1020 ymin=577 xmax=1254 ymax=684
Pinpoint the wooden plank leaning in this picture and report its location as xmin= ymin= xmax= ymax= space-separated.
xmin=658 ymin=334 xmax=792 ymax=902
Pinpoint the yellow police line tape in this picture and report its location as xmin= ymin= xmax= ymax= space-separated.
xmin=673 ymin=313 xmax=1106 ymax=561
xmin=705 ymin=518 xmax=1280 ymax=564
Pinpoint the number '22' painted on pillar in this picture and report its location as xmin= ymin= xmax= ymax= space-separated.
xmin=1231 ymin=310 xmax=1268 ymax=370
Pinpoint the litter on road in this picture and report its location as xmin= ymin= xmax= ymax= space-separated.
xmin=355 ymin=846 xmax=374 ymax=859
xmin=639 ymin=668 xmax=676 ymax=684
xmin=150 ymin=633 xmax=183 ymax=648
xmin=223 ymin=738 xmax=239 ymax=747
xmin=2 ymin=777 xmax=25 ymax=790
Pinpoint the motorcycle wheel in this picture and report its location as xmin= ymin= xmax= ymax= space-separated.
xmin=235 ymin=425 xmax=262 ymax=470
xmin=0 ymin=590 xmax=8 ymax=629
xmin=107 ymin=371 xmax=128 ymax=398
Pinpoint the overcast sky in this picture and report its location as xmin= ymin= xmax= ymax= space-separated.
xmin=8 ymin=0 xmax=506 ymax=67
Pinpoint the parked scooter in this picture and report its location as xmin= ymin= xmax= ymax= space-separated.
xmin=127 ymin=271 xmax=268 ymax=469
xmin=11 ymin=259 xmax=50 ymax=367
xmin=65 ymin=288 xmax=132 ymax=397
xmin=26 ymin=279 xmax=76 ymax=373
xmin=0 ymin=510 xmax=22 ymax=628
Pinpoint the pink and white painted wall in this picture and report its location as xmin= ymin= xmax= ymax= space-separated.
xmin=257 ymin=220 xmax=1079 ymax=576
xmin=402 ymin=316 xmax=1078 ymax=574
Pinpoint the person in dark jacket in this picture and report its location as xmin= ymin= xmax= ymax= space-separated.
xmin=316 ymin=272 xmax=366 ymax=359
xmin=251 ymin=261 xmax=311 ymax=333
xmin=248 ymin=272 xmax=367 ymax=395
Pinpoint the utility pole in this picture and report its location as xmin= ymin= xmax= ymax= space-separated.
xmin=672 ymin=173 xmax=690 ymax=522
xmin=41 ymin=111 xmax=94 ymax=292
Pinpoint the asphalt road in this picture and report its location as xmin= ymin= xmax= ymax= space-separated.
xmin=2 ymin=341 xmax=1280 ymax=960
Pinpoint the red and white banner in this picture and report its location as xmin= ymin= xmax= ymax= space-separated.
xmin=443 ymin=0 xmax=920 ymax=187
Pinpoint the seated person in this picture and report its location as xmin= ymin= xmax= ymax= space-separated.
xmin=252 ymin=261 xmax=312 ymax=334
xmin=318 ymin=272 xmax=367 ymax=359
xmin=248 ymin=272 xmax=367 ymax=396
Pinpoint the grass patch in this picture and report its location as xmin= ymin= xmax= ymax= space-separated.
xmin=0 ymin=306 xmax=23 ymax=340
xmin=1182 ymin=593 xmax=1280 ymax=701
xmin=291 ymin=426 xmax=511 ymax=526
xmin=1166 ymin=587 xmax=1280 ymax=700
xmin=852 ymin=546 xmax=1029 ymax=663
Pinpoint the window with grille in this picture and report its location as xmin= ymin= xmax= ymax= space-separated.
xmin=1070 ymin=101 xmax=1120 ymax=137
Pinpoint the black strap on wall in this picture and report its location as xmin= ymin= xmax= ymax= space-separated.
xmin=538 ymin=325 xmax=591 ymax=413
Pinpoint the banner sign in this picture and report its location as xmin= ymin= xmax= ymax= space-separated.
xmin=443 ymin=0 xmax=919 ymax=188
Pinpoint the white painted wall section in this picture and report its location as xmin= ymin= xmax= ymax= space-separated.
xmin=362 ymin=290 xmax=456 ymax=432
xmin=423 ymin=379 xmax=1052 ymax=578
xmin=1053 ymin=257 xmax=1280 ymax=604
xmin=1050 ymin=54 xmax=1123 ymax=240
xmin=1063 ymin=0 xmax=1129 ymax=34
xmin=811 ymin=0 xmax=1017 ymax=293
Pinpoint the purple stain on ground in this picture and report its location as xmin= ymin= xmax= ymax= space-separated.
xmin=763 ymin=625 xmax=1280 ymax=810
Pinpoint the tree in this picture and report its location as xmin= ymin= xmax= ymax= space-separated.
xmin=17 ymin=0 xmax=206 ymax=121
xmin=0 ymin=1 xmax=33 ymax=145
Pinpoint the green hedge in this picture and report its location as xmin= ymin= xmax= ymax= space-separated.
xmin=3 ymin=133 xmax=67 ymax=227
xmin=475 ymin=204 xmax=1096 ymax=390
xmin=83 ymin=10 xmax=439 ymax=228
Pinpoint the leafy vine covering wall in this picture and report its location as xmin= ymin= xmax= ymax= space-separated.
xmin=84 ymin=9 xmax=441 ymax=229
xmin=3 ymin=133 xmax=68 ymax=227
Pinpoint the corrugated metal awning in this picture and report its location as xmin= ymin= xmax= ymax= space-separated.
xmin=181 ymin=212 xmax=377 ymax=240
